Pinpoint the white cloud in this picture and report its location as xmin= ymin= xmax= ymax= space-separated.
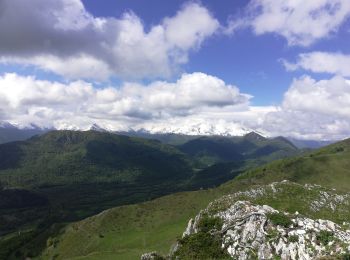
xmin=0 ymin=0 xmax=219 ymax=80
xmin=163 ymin=3 xmax=219 ymax=51
xmin=263 ymin=109 xmax=350 ymax=140
xmin=1 ymin=72 xmax=350 ymax=140
xmin=228 ymin=0 xmax=350 ymax=46
xmin=1 ymin=55 xmax=113 ymax=81
xmin=0 ymin=72 xmax=250 ymax=131
xmin=263 ymin=75 xmax=350 ymax=140
xmin=282 ymin=76 xmax=350 ymax=117
xmin=282 ymin=52 xmax=350 ymax=76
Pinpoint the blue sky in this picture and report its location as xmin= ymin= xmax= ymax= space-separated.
xmin=84 ymin=0 xmax=286 ymax=105
xmin=82 ymin=0 xmax=350 ymax=105
xmin=0 ymin=0 xmax=350 ymax=140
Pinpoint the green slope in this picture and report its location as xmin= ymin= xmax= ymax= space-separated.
xmin=37 ymin=137 xmax=350 ymax=260
xmin=0 ymin=130 xmax=193 ymax=188
xmin=0 ymin=129 xmax=286 ymax=243
xmin=0 ymin=130 xmax=198 ymax=237
xmin=41 ymin=190 xmax=221 ymax=260
xmin=0 ymin=129 xmax=301 ymax=232
xmin=121 ymin=131 xmax=300 ymax=167
xmin=232 ymin=137 xmax=350 ymax=192
xmin=172 ymin=181 xmax=350 ymax=259
xmin=178 ymin=132 xmax=299 ymax=167
xmin=117 ymin=132 xmax=199 ymax=146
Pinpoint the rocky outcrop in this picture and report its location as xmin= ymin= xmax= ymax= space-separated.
xmin=142 ymin=181 xmax=350 ymax=259
xmin=181 ymin=200 xmax=350 ymax=259
xmin=141 ymin=251 xmax=165 ymax=260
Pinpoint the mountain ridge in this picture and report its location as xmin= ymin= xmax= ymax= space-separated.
xmin=30 ymin=137 xmax=350 ymax=259
xmin=165 ymin=181 xmax=350 ymax=259
xmin=0 ymin=120 xmax=337 ymax=149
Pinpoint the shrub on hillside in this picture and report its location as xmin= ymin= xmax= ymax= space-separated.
xmin=267 ymin=212 xmax=293 ymax=228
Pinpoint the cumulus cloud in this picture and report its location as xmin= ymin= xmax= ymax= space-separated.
xmin=282 ymin=76 xmax=350 ymax=117
xmin=0 ymin=72 xmax=250 ymax=130
xmin=227 ymin=0 xmax=350 ymax=46
xmin=1 ymin=71 xmax=350 ymax=140
xmin=282 ymin=52 xmax=350 ymax=77
xmin=263 ymin=75 xmax=350 ymax=140
xmin=0 ymin=0 xmax=219 ymax=80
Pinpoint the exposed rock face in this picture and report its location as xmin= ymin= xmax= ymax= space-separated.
xmin=141 ymin=181 xmax=350 ymax=259
xmin=141 ymin=251 xmax=164 ymax=260
xmin=182 ymin=200 xmax=350 ymax=259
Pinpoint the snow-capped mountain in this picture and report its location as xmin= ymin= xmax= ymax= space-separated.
xmin=89 ymin=123 xmax=110 ymax=132
xmin=0 ymin=121 xmax=51 ymax=130
xmin=0 ymin=120 xmax=335 ymax=148
xmin=0 ymin=118 xmax=255 ymax=137
xmin=0 ymin=121 xmax=50 ymax=144
xmin=0 ymin=121 xmax=17 ymax=129
xmin=132 ymin=121 xmax=254 ymax=136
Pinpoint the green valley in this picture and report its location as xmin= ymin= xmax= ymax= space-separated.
xmin=0 ymin=129 xmax=305 ymax=259
xmin=26 ymin=136 xmax=350 ymax=259
xmin=2 ymin=1 xmax=349 ymax=259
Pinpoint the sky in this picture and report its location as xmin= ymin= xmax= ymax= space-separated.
xmin=0 ymin=0 xmax=350 ymax=140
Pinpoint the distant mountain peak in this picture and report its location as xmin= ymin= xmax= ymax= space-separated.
xmin=0 ymin=121 xmax=16 ymax=129
xmin=89 ymin=123 xmax=108 ymax=132
xmin=135 ymin=122 xmax=252 ymax=137
xmin=1 ymin=120 xmax=254 ymax=137
xmin=23 ymin=123 xmax=46 ymax=130
xmin=244 ymin=131 xmax=266 ymax=141
xmin=273 ymin=136 xmax=298 ymax=149
xmin=0 ymin=121 xmax=50 ymax=130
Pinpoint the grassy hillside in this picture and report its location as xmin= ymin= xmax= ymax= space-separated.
xmin=0 ymin=130 xmax=301 ymax=230
xmin=0 ymin=130 xmax=199 ymax=259
xmin=178 ymin=132 xmax=299 ymax=167
xmin=40 ymin=190 xmax=222 ymax=260
xmin=117 ymin=132 xmax=199 ymax=146
xmin=0 ymin=130 xmax=288 ymax=244
xmin=0 ymin=130 xmax=193 ymax=188
xmin=36 ymin=137 xmax=350 ymax=260
xmin=231 ymin=137 xmax=350 ymax=192
xmin=172 ymin=181 xmax=350 ymax=259
xmin=0 ymin=130 xmax=200 ymax=238
xmin=120 ymin=131 xmax=300 ymax=167
xmin=0 ymin=134 xmax=194 ymax=240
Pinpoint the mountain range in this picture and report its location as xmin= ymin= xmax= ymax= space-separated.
xmin=0 ymin=121 xmax=334 ymax=149
xmin=33 ymin=136 xmax=350 ymax=260
xmin=0 ymin=127 xmax=347 ymax=259
xmin=0 ymin=122 xmax=49 ymax=144
xmin=0 ymin=129 xmax=300 ymax=240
